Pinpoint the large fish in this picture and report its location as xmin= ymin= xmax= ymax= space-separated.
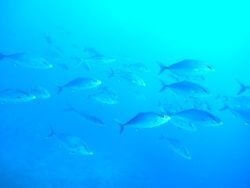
xmin=57 ymin=77 xmax=102 ymax=94
xmin=0 ymin=89 xmax=36 ymax=104
xmin=65 ymin=105 xmax=104 ymax=126
xmin=173 ymin=108 xmax=222 ymax=127
xmin=160 ymin=80 xmax=209 ymax=95
xmin=117 ymin=112 xmax=171 ymax=134
xmin=48 ymin=129 xmax=94 ymax=156
xmin=158 ymin=59 xmax=214 ymax=75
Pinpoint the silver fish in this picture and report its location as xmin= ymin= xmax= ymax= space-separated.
xmin=49 ymin=129 xmax=94 ymax=156
xmin=173 ymin=108 xmax=222 ymax=127
xmin=160 ymin=81 xmax=209 ymax=95
xmin=118 ymin=112 xmax=171 ymax=134
xmin=158 ymin=59 xmax=214 ymax=75
xmin=0 ymin=89 xmax=36 ymax=104
xmin=57 ymin=77 xmax=102 ymax=94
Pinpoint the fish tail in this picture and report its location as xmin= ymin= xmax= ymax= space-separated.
xmin=47 ymin=125 xmax=56 ymax=138
xmin=159 ymin=80 xmax=167 ymax=92
xmin=114 ymin=119 xmax=125 ymax=134
xmin=237 ymin=81 xmax=249 ymax=95
xmin=158 ymin=62 xmax=168 ymax=75
xmin=57 ymin=86 xmax=64 ymax=94
xmin=119 ymin=124 xmax=125 ymax=135
xmin=0 ymin=53 xmax=6 ymax=60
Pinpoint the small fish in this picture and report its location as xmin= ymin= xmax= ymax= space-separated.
xmin=0 ymin=52 xmax=25 ymax=61
xmin=117 ymin=112 xmax=171 ymax=134
xmin=174 ymin=108 xmax=222 ymax=127
xmin=48 ymin=128 xmax=94 ymax=156
xmin=237 ymin=81 xmax=250 ymax=95
xmin=65 ymin=105 xmax=104 ymax=126
xmin=158 ymin=59 xmax=214 ymax=75
xmin=14 ymin=55 xmax=53 ymax=69
xmin=160 ymin=80 xmax=209 ymax=95
xmin=57 ymin=77 xmax=102 ymax=94
xmin=89 ymin=88 xmax=118 ymax=105
xmin=31 ymin=87 xmax=51 ymax=99
xmin=0 ymin=89 xmax=36 ymax=104
xmin=170 ymin=117 xmax=197 ymax=132
xmin=224 ymin=107 xmax=250 ymax=125
xmin=165 ymin=137 xmax=192 ymax=160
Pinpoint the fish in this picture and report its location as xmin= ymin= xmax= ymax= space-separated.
xmin=158 ymin=59 xmax=214 ymax=75
xmin=117 ymin=112 xmax=171 ymax=134
xmin=89 ymin=88 xmax=118 ymax=105
xmin=165 ymin=137 xmax=192 ymax=160
xmin=160 ymin=80 xmax=209 ymax=95
xmin=173 ymin=108 xmax=222 ymax=127
xmin=48 ymin=128 xmax=94 ymax=156
xmin=57 ymin=77 xmax=102 ymax=94
xmin=14 ymin=55 xmax=54 ymax=69
xmin=31 ymin=87 xmax=51 ymax=99
xmin=0 ymin=52 xmax=25 ymax=61
xmin=65 ymin=105 xmax=104 ymax=126
xmin=223 ymin=106 xmax=250 ymax=125
xmin=0 ymin=89 xmax=37 ymax=104
xmin=237 ymin=81 xmax=250 ymax=95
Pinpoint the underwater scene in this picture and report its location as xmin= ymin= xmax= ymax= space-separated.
xmin=1 ymin=0 xmax=250 ymax=187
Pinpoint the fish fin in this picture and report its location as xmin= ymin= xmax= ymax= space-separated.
xmin=47 ymin=125 xmax=56 ymax=138
xmin=114 ymin=119 xmax=125 ymax=135
xmin=158 ymin=62 xmax=168 ymax=75
xmin=159 ymin=80 xmax=167 ymax=92
xmin=237 ymin=80 xmax=249 ymax=95
xmin=56 ymin=86 xmax=64 ymax=94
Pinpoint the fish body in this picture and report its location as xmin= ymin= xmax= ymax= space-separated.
xmin=50 ymin=131 xmax=94 ymax=156
xmin=160 ymin=81 xmax=208 ymax=95
xmin=119 ymin=112 xmax=171 ymax=134
xmin=174 ymin=108 xmax=222 ymax=126
xmin=58 ymin=77 xmax=102 ymax=94
xmin=159 ymin=59 xmax=213 ymax=75
xmin=0 ymin=89 xmax=36 ymax=104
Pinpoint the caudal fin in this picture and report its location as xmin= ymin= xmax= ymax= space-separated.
xmin=237 ymin=81 xmax=249 ymax=95
xmin=57 ymin=86 xmax=64 ymax=94
xmin=158 ymin=62 xmax=168 ymax=75
xmin=159 ymin=81 xmax=168 ymax=92
xmin=47 ymin=126 xmax=56 ymax=138
xmin=114 ymin=119 xmax=125 ymax=135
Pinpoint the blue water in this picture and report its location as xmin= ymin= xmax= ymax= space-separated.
xmin=1 ymin=0 xmax=250 ymax=187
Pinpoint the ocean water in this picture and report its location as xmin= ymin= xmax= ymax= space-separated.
xmin=1 ymin=0 xmax=250 ymax=187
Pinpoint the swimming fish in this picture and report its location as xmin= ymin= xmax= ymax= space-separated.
xmin=0 ymin=89 xmax=36 ymax=104
xmin=0 ymin=52 xmax=25 ymax=61
xmin=165 ymin=137 xmax=192 ymax=160
xmin=158 ymin=59 xmax=214 ymax=75
xmin=31 ymin=87 xmax=51 ymax=99
xmin=13 ymin=55 xmax=54 ymax=69
xmin=117 ymin=112 xmax=171 ymax=134
xmin=57 ymin=77 xmax=102 ymax=94
xmin=222 ymin=106 xmax=250 ymax=125
xmin=65 ymin=105 xmax=104 ymax=126
xmin=173 ymin=108 xmax=222 ymax=127
xmin=89 ymin=88 xmax=118 ymax=105
xmin=48 ymin=129 xmax=94 ymax=156
xmin=237 ymin=81 xmax=250 ymax=95
xmin=160 ymin=80 xmax=209 ymax=95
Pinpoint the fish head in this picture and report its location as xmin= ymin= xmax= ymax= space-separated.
xmin=161 ymin=114 xmax=171 ymax=123
xmin=93 ymin=79 xmax=102 ymax=87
